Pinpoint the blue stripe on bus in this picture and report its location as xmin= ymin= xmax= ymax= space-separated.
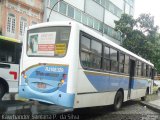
xmin=132 ymin=79 xmax=150 ymax=89
xmin=85 ymin=74 xmax=129 ymax=91
xmin=85 ymin=72 xmax=150 ymax=92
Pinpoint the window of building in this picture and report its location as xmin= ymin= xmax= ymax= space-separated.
xmin=88 ymin=17 xmax=93 ymax=28
xmin=95 ymin=0 xmax=101 ymax=4
xmin=105 ymin=0 xmax=109 ymax=9
xmin=20 ymin=17 xmax=27 ymax=36
xmin=108 ymin=27 xmax=113 ymax=37
xmin=104 ymin=25 xmax=108 ymax=35
xmin=59 ymin=2 xmax=67 ymax=15
xmin=101 ymin=0 xmax=105 ymax=6
xmin=67 ymin=5 xmax=74 ymax=18
xmin=94 ymin=0 xmax=123 ymax=18
xmin=82 ymin=14 xmax=88 ymax=25
xmin=50 ymin=0 xmax=58 ymax=11
xmin=109 ymin=3 xmax=115 ymax=14
xmin=93 ymin=19 xmax=99 ymax=30
xmin=74 ymin=9 xmax=81 ymax=22
xmin=7 ymin=13 xmax=16 ymax=34
xmin=99 ymin=22 xmax=103 ymax=32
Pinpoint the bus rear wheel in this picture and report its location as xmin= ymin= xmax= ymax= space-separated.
xmin=114 ymin=91 xmax=123 ymax=111
xmin=141 ymin=88 xmax=149 ymax=101
xmin=0 ymin=84 xmax=5 ymax=100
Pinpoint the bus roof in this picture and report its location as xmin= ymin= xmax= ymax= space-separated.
xmin=0 ymin=35 xmax=21 ymax=43
xmin=28 ymin=21 xmax=154 ymax=67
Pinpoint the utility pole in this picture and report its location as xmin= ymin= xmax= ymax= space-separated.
xmin=47 ymin=0 xmax=64 ymax=22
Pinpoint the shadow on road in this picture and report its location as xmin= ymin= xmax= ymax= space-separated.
xmin=71 ymin=100 xmax=139 ymax=120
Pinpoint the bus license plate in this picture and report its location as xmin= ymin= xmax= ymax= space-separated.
xmin=37 ymin=83 xmax=46 ymax=89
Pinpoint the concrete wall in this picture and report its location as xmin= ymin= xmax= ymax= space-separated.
xmin=85 ymin=0 xmax=104 ymax=21
xmin=43 ymin=0 xmax=135 ymax=45
xmin=110 ymin=0 xmax=124 ymax=10
xmin=104 ymin=10 xmax=119 ymax=28
xmin=63 ymin=0 xmax=85 ymax=11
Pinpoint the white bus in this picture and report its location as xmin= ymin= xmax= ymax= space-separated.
xmin=19 ymin=21 xmax=154 ymax=110
xmin=0 ymin=35 xmax=21 ymax=99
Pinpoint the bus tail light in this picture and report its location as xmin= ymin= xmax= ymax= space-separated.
xmin=60 ymin=74 xmax=67 ymax=84
xmin=60 ymin=80 xmax=65 ymax=84
xmin=63 ymin=74 xmax=67 ymax=79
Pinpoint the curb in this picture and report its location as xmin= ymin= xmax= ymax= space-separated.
xmin=139 ymin=101 xmax=160 ymax=113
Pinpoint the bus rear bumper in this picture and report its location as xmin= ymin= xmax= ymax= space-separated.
xmin=19 ymin=85 xmax=75 ymax=108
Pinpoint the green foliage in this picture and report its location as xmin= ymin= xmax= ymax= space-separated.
xmin=114 ymin=13 xmax=160 ymax=72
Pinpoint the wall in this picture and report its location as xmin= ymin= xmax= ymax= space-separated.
xmin=1 ymin=0 xmax=43 ymax=41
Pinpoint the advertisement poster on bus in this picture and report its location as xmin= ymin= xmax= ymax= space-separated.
xmin=28 ymin=32 xmax=56 ymax=56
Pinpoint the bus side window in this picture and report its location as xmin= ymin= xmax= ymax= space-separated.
xmin=124 ymin=55 xmax=129 ymax=74
xmin=110 ymin=48 xmax=118 ymax=72
xmin=146 ymin=65 xmax=149 ymax=78
xmin=80 ymin=35 xmax=91 ymax=68
xmin=103 ymin=46 xmax=110 ymax=71
xmin=90 ymin=40 xmax=102 ymax=69
xmin=8 ymin=56 xmax=12 ymax=63
xmin=138 ymin=61 xmax=142 ymax=77
xmin=119 ymin=52 xmax=125 ymax=73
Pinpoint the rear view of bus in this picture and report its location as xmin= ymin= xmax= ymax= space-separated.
xmin=19 ymin=22 xmax=76 ymax=108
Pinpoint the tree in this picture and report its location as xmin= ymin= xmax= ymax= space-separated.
xmin=114 ymin=13 xmax=160 ymax=72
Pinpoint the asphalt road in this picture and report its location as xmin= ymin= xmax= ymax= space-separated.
xmin=0 ymin=100 xmax=159 ymax=120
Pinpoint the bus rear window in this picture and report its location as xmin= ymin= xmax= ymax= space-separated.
xmin=27 ymin=26 xmax=71 ymax=57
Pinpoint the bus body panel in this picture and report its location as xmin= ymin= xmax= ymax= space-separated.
xmin=74 ymin=90 xmax=129 ymax=108
xmin=0 ymin=37 xmax=21 ymax=95
xmin=0 ymin=63 xmax=19 ymax=92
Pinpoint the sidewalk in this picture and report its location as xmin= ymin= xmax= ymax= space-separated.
xmin=140 ymin=93 xmax=160 ymax=113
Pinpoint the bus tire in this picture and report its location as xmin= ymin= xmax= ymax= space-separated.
xmin=0 ymin=83 xmax=5 ymax=100
xmin=141 ymin=88 xmax=149 ymax=101
xmin=114 ymin=91 xmax=123 ymax=111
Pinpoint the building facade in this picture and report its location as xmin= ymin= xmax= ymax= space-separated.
xmin=44 ymin=0 xmax=135 ymax=44
xmin=0 ymin=0 xmax=43 ymax=41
